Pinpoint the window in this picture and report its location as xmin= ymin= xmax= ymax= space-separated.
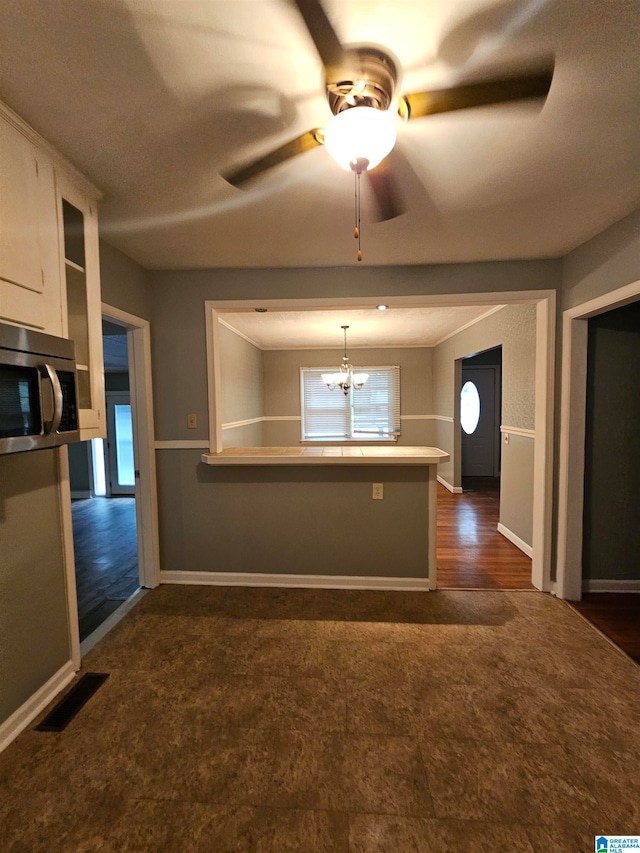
xmin=460 ymin=380 xmax=481 ymax=435
xmin=301 ymin=366 xmax=400 ymax=441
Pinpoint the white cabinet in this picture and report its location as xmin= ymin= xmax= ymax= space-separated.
xmin=0 ymin=100 xmax=105 ymax=438
xmin=0 ymin=112 xmax=62 ymax=334
xmin=57 ymin=176 xmax=105 ymax=439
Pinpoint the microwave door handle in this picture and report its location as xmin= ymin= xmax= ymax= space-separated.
xmin=42 ymin=364 xmax=63 ymax=434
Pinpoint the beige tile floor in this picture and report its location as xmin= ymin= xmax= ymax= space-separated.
xmin=1 ymin=586 xmax=639 ymax=852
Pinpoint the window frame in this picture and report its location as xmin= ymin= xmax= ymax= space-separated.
xmin=300 ymin=365 xmax=401 ymax=443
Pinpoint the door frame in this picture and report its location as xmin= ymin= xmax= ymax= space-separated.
xmin=556 ymin=279 xmax=640 ymax=600
xmin=101 ymin=303 xmax=160 ymax=592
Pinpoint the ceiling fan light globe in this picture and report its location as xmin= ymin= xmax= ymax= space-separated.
xmin=324 ymin=107 xmax=396 ymax=171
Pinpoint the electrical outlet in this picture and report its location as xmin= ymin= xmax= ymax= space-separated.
xmin=372 ymin=483 xmax=384 ymax=500
xmin=187 ymin=413 xmax=197 ymax=429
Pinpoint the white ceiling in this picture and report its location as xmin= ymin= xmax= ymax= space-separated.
xmin=0 ymin=1 xmax=638 ymax=269
xmin=220 ymin=304 xmax=504 ymax=348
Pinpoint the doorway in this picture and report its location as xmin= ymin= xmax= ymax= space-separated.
xmin=70 ymin=318 xmax=139 ymax=640
xmin=438 ymin=344 xmax=533 ymax=589
xmin=460 ymin=347 xmax=502 ymax=487
xmin=66 ymin=305 xmax=160 ymax=648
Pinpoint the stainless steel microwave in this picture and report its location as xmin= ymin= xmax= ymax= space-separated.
xmin=0 ymin=321 xmax=80 ymax=454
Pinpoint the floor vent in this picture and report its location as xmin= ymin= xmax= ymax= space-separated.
xmin=36 ymin=673 xmax=109 ymax=732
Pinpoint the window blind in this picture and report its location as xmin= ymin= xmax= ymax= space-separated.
xmin=300 ymin=366 xmax=400 ymax=441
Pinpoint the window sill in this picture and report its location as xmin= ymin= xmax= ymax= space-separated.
xmin=300 ymin=439 xmax=399 ymax=446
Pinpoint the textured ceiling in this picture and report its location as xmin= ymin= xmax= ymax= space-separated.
xmin=0 ymin=1 xmax=638 ymax=269
xmin=220 ymin=305 xmax=504 ymax=348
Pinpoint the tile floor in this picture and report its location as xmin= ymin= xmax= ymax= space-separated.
xmin=1 ymin=585 xmax=639 ymax=852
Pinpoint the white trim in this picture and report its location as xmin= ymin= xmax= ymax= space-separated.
xmin=217 ymin=316 xmax=262 ymax=349
xmin=401 ymin=414 xmax=449 ymax=421
xmin=432 ymin=305 xmax=507 ymax=345
xmin=262 ymin=415 xmax=301 ymax=422
xmin=154 ymin=439 xmax=210 ymax=449
xmin=497 ymin=522 xmax=534 ymax=558
xmin=207 ymin=293 xmax=546 ymax=312
xmin=222 ymin=416 xmax=263 ymax=430
xmin=0 ymin=661 xmax=76 ymax=754
xmin=583 ymin=579 xmax=640 ymax=593
xmin=500 ymin=425 xmax=536 ymax=438
xmin=206 ymin=306 xmax=223 ymax=453
xmin=530 ymin=293 xmax=555 ymax=591
xmin=80 ymin=588 xmax=147 ymax=656
xmin=437 ymin=475 xmax=463 ymax=494
xmin=102 ymin=304 xmax=160 ymax=591
xmin=556 ymin=279 xmax=640 ymax=601
xmin=159 ymin=570 xmax=430 ymax=591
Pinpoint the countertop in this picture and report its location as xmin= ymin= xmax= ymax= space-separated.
xmin=201 ymin=446 xmax=450 ymax=466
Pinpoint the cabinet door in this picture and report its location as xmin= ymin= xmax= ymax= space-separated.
xmin=0 ymin=117 xmax=62 ymax=332
xmin=57 ymin=176 xmax=105 ymax=439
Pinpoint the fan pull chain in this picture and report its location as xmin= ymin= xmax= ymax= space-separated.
xmin=353 ymin=167 xmax=363 ymax=262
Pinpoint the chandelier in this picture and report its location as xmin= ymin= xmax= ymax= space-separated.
xmin=322 ymin=325 xmax=369 ymax=396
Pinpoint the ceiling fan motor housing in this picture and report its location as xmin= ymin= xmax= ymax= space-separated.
xmin=326 ymin=47 xmax=399 ymax=115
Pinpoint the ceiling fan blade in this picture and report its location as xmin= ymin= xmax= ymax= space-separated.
xmin=222 ymin=129 xmax=324 ymax=187
xmin=402 ymin=66 xmax=553 ymax=120
xmin=366 ymin=156 xmax=406 ymax=222
xmin=293 ymin=0 xmax=345 ymax=73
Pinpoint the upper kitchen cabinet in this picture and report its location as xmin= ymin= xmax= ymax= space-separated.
xmin=0 ymin=106 xmax=62 ymax=334
xmin=0 ymin=100 xmax=105 ymax=439
xmin=56 ymin=176 xmax=105 ymax=439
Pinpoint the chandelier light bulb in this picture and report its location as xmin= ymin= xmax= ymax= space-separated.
xmin=324 ymin=107 xmax=397 ymax=172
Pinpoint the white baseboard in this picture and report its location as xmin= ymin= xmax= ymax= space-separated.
xmin=70 ymin=490 xmax=91 ymax=500
xmin=437 ymin=475 xmax=463 ymax=494
xmin=583 ymin=579 xmax=640 ymax=593
xmin=0 ymin=661 xmax=76 ymax=754
xmin=159 ymin=571 xmax=430 ymax=592
xmin=497 ymin=522 xmax=533 ymax=558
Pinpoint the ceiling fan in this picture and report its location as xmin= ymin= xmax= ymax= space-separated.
xmin=222 ymin=0 xmax=554 ymax=228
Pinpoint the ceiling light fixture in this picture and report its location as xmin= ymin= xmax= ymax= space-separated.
xmin=377 ymin=304 xmax=389 ymax=311
xmin=324 ymin=105 xmax=397 ymax=263
xmin=322 ymin=325 xmax=368 ymax=396
xmin=323 ymin=107 xmax=397 ymax=172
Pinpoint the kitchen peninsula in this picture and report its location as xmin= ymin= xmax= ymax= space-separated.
xmin=188 ymin=446 xmax=450 ymax=590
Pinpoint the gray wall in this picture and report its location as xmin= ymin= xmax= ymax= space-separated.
xmin=105 ymin=371 xmax=130 ymax=392
xmin=431 ymin=304 xmax=536 ymax=546
xmin=157 ymin=450 xmax=430 ymax=579
xmin=0 ymin=450 xmax=70 ymax=725
xmin=262 ymin=346 xmax=434 ymax=446
xmin=68 ymin=441 xmax=92 ymax=494
xmin=100 ymin=239 xmax=152 ymax=321
xmin=148 ymin=261 xmax=558 ymax=579
xmin=219 ymin=323 xmax=263 ymax=447
xmin=582 ymin=302 xmax=640 ymax=581
xmin=562 ymin=209 xmax=640 ymax=310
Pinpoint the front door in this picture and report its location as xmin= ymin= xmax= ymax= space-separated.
xmin=461 ymin=366 xmax=499 ymax=478
xmin=105 ymin=392 xmax=135 ymax=496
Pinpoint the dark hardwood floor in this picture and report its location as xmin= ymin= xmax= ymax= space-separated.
xmin=569 ymin=593 xmax=640 ymax=664
xmin=71 ymin=497 xmax=139 ymax=640
xmin=436 ymin=480 xmax=534 ymax=589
